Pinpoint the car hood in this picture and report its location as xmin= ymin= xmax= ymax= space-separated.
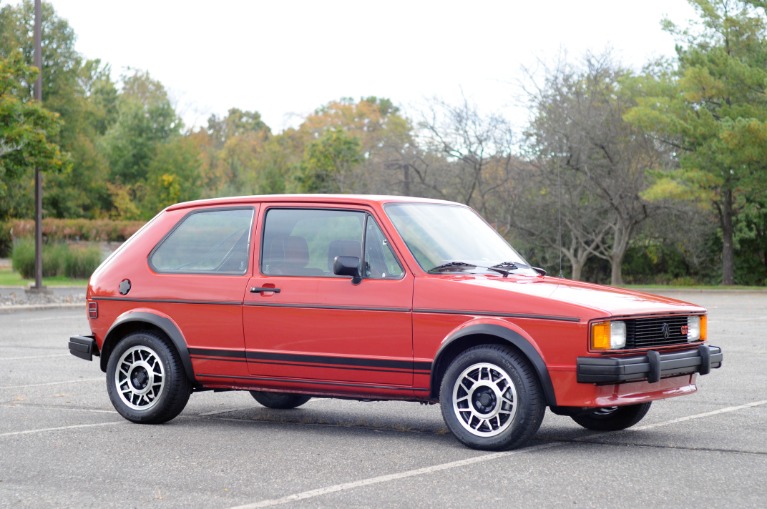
xmin=418 ymin=274 xmax=705 ymax=320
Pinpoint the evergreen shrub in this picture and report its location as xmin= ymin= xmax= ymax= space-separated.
xmin=11 ymin=238 xmax=101 ymax=279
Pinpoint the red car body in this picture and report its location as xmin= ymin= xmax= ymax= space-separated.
xmin=69 ymin=195 xmax=722 ymax=450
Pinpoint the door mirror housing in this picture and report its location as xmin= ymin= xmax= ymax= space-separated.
xmin=333 ymin=256 xmax=362 ymax=284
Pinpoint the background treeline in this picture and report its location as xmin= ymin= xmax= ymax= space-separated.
xmin=1 ymin=0 xmax=766 ymax=285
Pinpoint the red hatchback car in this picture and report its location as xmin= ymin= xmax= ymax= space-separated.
xmin=69 ymin=195 xmax=722 ymax=450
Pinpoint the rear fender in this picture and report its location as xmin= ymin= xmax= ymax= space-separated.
xmin=101 ymin=310 xmax=195 ymax=384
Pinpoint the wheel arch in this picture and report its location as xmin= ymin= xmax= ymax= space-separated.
xmin=100 ymin=311 xmax=195 ymax=385
xmin=430 ymin=323 xmax=557 ymax=406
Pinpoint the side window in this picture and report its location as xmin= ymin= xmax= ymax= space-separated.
xmin=261 ymin=208 xmax=404 ymax=280
xmin=262 ymin=209 xmax=364 ymax=276
xmin=364 ymin=219 xmax=404 ymax=279
xmin=150 ymin=208 xmax=254 ymax=274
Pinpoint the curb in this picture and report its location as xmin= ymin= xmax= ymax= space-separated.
xmin=0 ymin=285 xmax=86 ymax=313
xmin=0 ymin=303 xmax=85 ymax=314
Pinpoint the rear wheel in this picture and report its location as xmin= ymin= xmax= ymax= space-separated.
xmin=439 ymin=345 xmax=545 ymax=451
xmin=106 ymin=331 xmax=191 ymax=424
xmin=570 ymin=402 xmax=652 ymax=431
xmin=249 ymin=391 xmax=311 ymax=409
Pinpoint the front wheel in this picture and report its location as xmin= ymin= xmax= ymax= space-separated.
xmin=106 ymin=331 xmax=191 ymax=424
xmin=439 ymin=345 xmax=545 ymax=451
xmin=570 ymin=402 xmax=652 ymax=431
xmin=249 ymin=391 xmax=311 ymax=409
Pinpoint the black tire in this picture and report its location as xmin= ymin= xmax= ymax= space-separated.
xmin=106 ymin=331 xmax=191 ymax=424
xmin=570 ymin=402 xmax=652 ymax=431
xmin=439 ymin=345 xmax=545 ymax=451
xmin=249 ymin=391 xmax=311 ymax=409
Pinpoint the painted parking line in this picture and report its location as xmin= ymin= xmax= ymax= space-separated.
xmin=0 ymin=354 xmax=70 ymax=361
xmin=632 ymin=399 xmax=767 ymax=432
xmin=199 ymin=407 xmax=259 ymax=417
xmin=0 ymin=404 xmax=115 ymax=415
xmin=0 ymin=377 xmax=102 ymax=390
xmin=19 ymin=315 xmax=81 ymax=322
xmin=227 ymin=399 xmax=767 ymax=509
xmin=565 ymin=399 xmax=767 ymax=445
xmin=0 ymin=421 xmax=123 ymax=438
xmin=229 ymin=442 xmax=563 ymax=509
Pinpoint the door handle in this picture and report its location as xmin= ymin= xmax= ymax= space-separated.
xmin=250 ymin=286 xmax=281 ymax=294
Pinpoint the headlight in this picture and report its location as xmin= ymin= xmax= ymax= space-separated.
xmin=591 ymin=321 xmax=627 ymax=350
xmin=687 ymin=315 xmax=707 ymax=342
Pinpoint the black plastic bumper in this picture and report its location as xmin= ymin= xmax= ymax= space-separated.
xmin=577 ymin=344 xmax=723 ymax=384
xmin=69 ymin=335 xmax=99 ymax=361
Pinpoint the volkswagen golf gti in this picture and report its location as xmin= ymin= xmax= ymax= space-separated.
xmin=69 ymin=195 xmax=722 ymax=450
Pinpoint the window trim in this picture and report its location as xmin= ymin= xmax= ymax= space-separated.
xmin=258 ymin=206 xmax=404 ymax=280
xmin=148 ymin=206 xmax=255 ymax=276
xmin=363 ymin=214 xmax=405 ymax=280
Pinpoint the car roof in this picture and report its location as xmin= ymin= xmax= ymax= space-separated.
xmin=165 ymin=194 xmax=460 ymax=212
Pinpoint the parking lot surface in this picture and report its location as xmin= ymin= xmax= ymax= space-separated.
xmin=0 ymin=290 xmax=765 ymax=508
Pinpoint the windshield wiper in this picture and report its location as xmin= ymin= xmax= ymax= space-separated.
xmin=429 ymin=260 xmax=540 ymax=277
xmin=428 ymin=261 xmax=476 ymax=273
xmin=488 ymin=261 xmax=518 ymax=277
xmin=491 ymin=261 xmax=547 ymax=277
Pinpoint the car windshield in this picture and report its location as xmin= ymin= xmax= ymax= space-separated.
xmin=384 ymin=202 xmax=535 ymax=275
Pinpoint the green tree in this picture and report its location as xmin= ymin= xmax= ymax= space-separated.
xmin=293 ymin=128 xmax=363 ymax=193
xmin=1 ymin=1 xmax=120 ymax=218
xmin=207 ymin=108 xmax=269 ymax=148
xmin=44 ymin=134 xmax=111 ymax=218
xmin=0 ymin=0 xmax=82 ymax=148
xmin=142 ymin=137 xmax=203 ymax=216
xmin=77 ymin=59 xmax=119 ymax=137
xmin=246 ymin=133 xmax=293 ymax=195
xmin=202 ymin=108 xmax=274 ymax=196
xmin=627 ymin=0 xmax=767 ymax=284
xmin=101 ymin=69 xmax=181 ymax=185
xmin=0 ymin=52 xmax=66 ymax=219
xmin=298 ymin=97 xmax=414 ymax=194
xmin=216 ymin=130 xmax=275 ymax=196
xmin=47 ymin=58 xmax=118 ymax=218
xmin=99 ymin=70 xmax=181 ymax=217
xmin=44 ymin=60 xmax=117 ymax=218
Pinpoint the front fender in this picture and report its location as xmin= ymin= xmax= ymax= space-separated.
xmin=432 ymin=321 xmax=557 ymax=406
xmin=102 ymin=309 xmax=195 ymax=384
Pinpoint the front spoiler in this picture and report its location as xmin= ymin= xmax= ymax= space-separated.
xmin=577 ymin=344 xmax=722 ymax=384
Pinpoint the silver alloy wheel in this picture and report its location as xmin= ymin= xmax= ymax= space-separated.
xmin=114 ymin=345 xmax=165 ymax=411
xmin=451 ymin=362 xmax=518 ymax=437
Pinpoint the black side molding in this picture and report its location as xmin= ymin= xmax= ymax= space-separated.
xmin=69 ymin=335 xmax=99 ymax=361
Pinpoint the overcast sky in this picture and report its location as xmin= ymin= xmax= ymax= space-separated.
xmin=42 ymin=0 xmax=698 ymax=132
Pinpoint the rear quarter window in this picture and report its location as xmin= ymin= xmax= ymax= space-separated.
xmin=149 ymin=208 xmax=254 ymax=274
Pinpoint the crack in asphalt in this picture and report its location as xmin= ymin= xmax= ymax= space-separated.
xmin=540 ymin=436 xmax=767 ymax=456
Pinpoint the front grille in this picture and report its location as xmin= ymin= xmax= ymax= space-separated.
xmin=625 ymin=316 xmax=690 ymax=348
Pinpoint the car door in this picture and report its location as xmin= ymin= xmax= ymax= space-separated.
xmin=243 ymin=205 xmax=414 ymax=388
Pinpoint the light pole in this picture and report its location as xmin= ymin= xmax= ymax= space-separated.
xmin=31 ymin=0 xmax=44 ymax=292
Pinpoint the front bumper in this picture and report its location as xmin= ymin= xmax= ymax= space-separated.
xmin=577 ymin=344 xmax=722 ymax=384
xmin=69 ymin=334 xmax=99 ymax=361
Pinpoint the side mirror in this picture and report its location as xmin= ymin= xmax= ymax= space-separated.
xmin=533 ymin=267 xmax=547 ymax=276
xmin=333 ymin=256 xmax=362 ymax=284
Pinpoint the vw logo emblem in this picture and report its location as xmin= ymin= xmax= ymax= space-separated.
xmin=661 ymin=322 xmax=671 ymax=339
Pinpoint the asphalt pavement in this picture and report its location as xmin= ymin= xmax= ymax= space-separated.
xmin=0 ymin=290 xmax=764 ymax=508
